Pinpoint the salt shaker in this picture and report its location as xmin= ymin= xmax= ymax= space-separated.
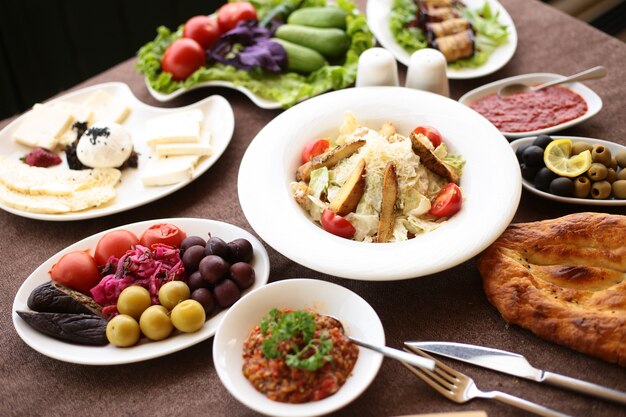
xmin=405 ymin=48 xmax=449 ymax=97
xmin=356 ymin=47 xmax=399 ymax=87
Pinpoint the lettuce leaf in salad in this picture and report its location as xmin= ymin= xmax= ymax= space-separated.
xmin=389 ymin=0 xmax=427 ymax=51
xmin=136 ymin=0 xmax=374 ymax=108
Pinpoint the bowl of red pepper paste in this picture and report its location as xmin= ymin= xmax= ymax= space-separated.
xmin=459 ymin=73 xmax=602 ymax=139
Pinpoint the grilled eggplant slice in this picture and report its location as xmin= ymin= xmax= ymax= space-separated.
xmin=296 ymin=140 xmax=366 ymax=182
xmin=328 ymin=159 xmax=366 ymax=216
xmin=431 ymin=30 xmax=475 ymax=62
xmin=17 ymin=311 xmax=108 ymax=346
xmin=410 ymin=132 xmax=460 ymax=184
xmin=377 ymin=162 xmax=398 ymax=243
xmin=27 ymin=281 xmax=103 ymax=316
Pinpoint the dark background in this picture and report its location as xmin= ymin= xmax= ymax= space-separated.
xmin=0 ymin=0 xmax=625 ymax=121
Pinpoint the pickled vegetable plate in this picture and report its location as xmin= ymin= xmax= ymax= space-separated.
xmin=12 ymin=218 xmax=270 ymax=365
xmin=511 ymin=136 xmax=626 ymax=206
xmin=213 ymin=278 xmax=384 ymax=417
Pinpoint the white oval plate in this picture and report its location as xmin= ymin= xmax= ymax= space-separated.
xmin=12 ymin=218 xmax=270 ymax=365
xmin=511 ymin=136 xmax=626 ymax=206
xmin=213 ymin=278 xmax=384 ymax=417
xmin=459 ymin=73 xmax=603 ymax=138
xmin=0 ymin=82 xmax=235 ymax=221
xmin=366 ymin=0 xmax=517 ymax=79
xmin=238 ymin=86 xmax=521 ymax=280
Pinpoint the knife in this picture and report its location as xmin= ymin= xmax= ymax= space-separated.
xmin=404 ymin=341 xmax=626 ymax=405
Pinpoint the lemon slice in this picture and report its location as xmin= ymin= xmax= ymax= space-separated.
xmin=544 ymin=139 xmax=592 ymax=177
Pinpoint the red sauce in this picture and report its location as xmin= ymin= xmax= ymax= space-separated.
xmin=469 ymin=86 xmax=588 ymax=132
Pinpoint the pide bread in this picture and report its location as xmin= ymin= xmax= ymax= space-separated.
xmin=477 ymin=212 xmax=626 ymax=366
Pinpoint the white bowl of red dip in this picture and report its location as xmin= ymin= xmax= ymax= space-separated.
xmin=212 ymin=278 xmax=384 ymax=417
xmin=459 ymin=72 xmax=602 ymax=138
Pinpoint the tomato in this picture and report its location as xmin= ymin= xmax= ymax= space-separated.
xmin=161 ymin=38 xmax=205 ymax=81
xmin=301 ymin=139 xmax=330 ymax=164
xmin=94 ymin=230 xmax=139 ymax=266
xmin=429 ymin=183 xmax=462 ymax=217
xmin=320 ymin=209 xmax=355 ymax=239
xmin=49 ymin=250 xmax=101 ymax=294
xmin=139 ymin=224 xmax=187 ymax=248
xmin=183 ymin=15 xmax=221 ymax=49
xmin=412 ymin=126 xmax=443 ymax=148
xmin=217 ymin=2 xmax=257 ymax=32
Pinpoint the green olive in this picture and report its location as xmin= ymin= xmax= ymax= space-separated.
xmin=609 ymin=157 xmax=618 ymax=170
xmin=618 ymin=168 xmax=626 ymax=181
xmin=117 ymin=286 xmax=151 ymax=320
xmin=606 ymin=168 xmax=618 ymax=184
xmin=106 ymin=314 xmax=140 ymax=347
xmin=170 ymin=299 xmax=206 ymax=333
xmin=592 ymin=145 xmax=612 ymax=166
xmin=571 ymin=141 xmax=593 ymax=155
xmin=158 ymin=281 xmax=190 ymax=310
xmin=612 ymin=180 xmax=626 ymax=199
xmin=587 ymin=163 xmax=608 ymax=181
xmin=574 ymin=176 xmax=591 ymax=198
xmin=139 ymin=305 xmax=173 ymax=341
xmin=616 ymin=150 xmax=626 ymax=168
xmin=591 ymin=180 xmax=612 ymax=199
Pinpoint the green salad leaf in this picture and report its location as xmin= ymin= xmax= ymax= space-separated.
xmin=136 ymin=0 xmax=374 ymax=108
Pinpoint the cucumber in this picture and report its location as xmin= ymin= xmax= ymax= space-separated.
xmin=273 ymin=38 xmax=328 ymax=74
xmin=287 ymin=7 xmax=348 ymax=29
xmin=275 ymin=24 xmax=350 ymax=59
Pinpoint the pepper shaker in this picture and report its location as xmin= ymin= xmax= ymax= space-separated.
xmin=405 ymin=48 xmax=449 ymax=97
xmin=356 ymin=47 xmax=399 ymax=87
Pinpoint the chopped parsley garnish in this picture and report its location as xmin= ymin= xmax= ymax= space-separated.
xmin=260 ymin=308 xmax=333 ymax=371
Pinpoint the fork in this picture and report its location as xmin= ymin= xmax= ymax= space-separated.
xmin=401 ymin=346 xmax=573 ymax=417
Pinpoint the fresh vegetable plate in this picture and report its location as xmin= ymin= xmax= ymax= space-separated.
xmin=213 ymin=278 xmax=384 ymax=417
xmin=237 ymin=86 xmax=521 ymax=280
xmin=511 ymin=136 xmax=626 ymax=206
xmin=366 ymin=0 xmax=517 ymax=79
xmin=0 ymin=82 xmax=234 ymax=221
xmin=12 ymin=218 xmax=270 ymax=365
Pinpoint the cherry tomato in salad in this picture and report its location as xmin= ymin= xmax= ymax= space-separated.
xmin=161 ymin=38 xmax=205 ymax=81
xmin=217 ymin=1 xmax=257 ymax=32
xmin=49 ymin=250 xmax=101 ymax=294
xmin=320 ymin=209 xmax=355 ymax=239
xmin=94 ymin=230 xmax=140 ymax=266
xmin=412 ymin=126 xmax=443 ymax=148
xmin=140 ymin=224 xmax=187 ymax=248
xmin=429 ymin=183 xmax=462 ymax=217
xmin=301 ymin=139 xmax=330 ymax=164
xmin=183 ymin=15 xmax=221 ymax=49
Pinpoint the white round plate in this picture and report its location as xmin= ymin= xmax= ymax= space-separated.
xmin=459 ymin=73 xmax=603 ymax=138
xmin=12 ymin=218 xmax=270 ymax=365
xmin=238 ymin=86 xmax=521 ymax=280
xmin=0 ymin=82 xmax=235 ymax=221
xmin=212 ymin=278 xmax=384 ymax=417
xmin=511 ymin=136 xmax=626 ymax=206
xmin=366 ymin=0 xmax=517 ymax=79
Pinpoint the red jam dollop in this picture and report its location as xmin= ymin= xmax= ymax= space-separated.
xmin=469 ymin=86 xmax=588 ymax=133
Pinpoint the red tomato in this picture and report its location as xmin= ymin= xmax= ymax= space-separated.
xmin=429 ymin=183 xmax=462 ymax=217
xmin=412 ymin=126 xmax=443 ymax=148
xmin=161 ymin=38 xmax=205 ymax=81
xmin=301 ymin=139 xmax=330 ymax=164
xmin=49 ymin=250 xmax=101 ymax=294
xmin=183 ymin=15 xmax=221 ymax=49
xmin=320 ymin=209 xmax=355 ymax=239
xmin=217 ymin=2 xmax=257 ymax=32
xmin=140 ymin=224 xmax=187 ymax=248
xmin=94 ymin=230 xmax=139 ymax=266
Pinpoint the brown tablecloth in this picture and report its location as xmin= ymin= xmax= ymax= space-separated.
xmin=1 ymin=1 xmax=625 ymax=416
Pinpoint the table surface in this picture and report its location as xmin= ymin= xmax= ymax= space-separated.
xmin=1 ymin=0 xmax=625 ymax=416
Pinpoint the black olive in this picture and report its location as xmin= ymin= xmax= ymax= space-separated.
xmin=520 ymin=163 xmax=541 ymax=181
xmin=532 ymin=135 xmax=553 ymax=149
xmin=549 ymin=177 xmax=574 ymax=197
xmin=534 ymin=167 xmax=557 ymax=191
xmin=515 ymin=144 xmax=530 ymax=163
xmin=522 ymin=145 xmax=545 ymax=167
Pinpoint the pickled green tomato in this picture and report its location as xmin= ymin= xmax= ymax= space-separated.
xmin=140 ymin=305 xmax=173 ymax=341
xmin=106 ymin=314 xmax=140 ymax=347
xmin=158 ymin=281 xmax=190 ymax=310
xmin=117 ymin=286 xmax=151 ymax=320
xmin=171 ymin=299 xmax=206 ymax=333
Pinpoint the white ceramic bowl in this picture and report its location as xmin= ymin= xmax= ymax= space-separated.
xmin=238 ymin=86 xmax=521 ymax=280
xmin=459 ymin=73 xmax=603 ymax=138
xmin=212 ymin=278 xmax=384 ymax=417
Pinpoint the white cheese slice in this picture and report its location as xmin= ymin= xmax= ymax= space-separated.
xmin=83 ymin=90 xmax=131 ymax=124
xmin=155 ymin=143 xmax=212 ymax=157
xmin=48 ymin=101 xmax=94 ymax=125
xmin=145 ymin=109 xmax=203 ymax=146
xmin=13 ymin=105 xmax=75 ymax=150
xmin=140 ymin=155 xmax=199 ymax=187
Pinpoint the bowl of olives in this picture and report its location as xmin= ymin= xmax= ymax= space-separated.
xmin=511 ymin=135 xmax=626 ymax=205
